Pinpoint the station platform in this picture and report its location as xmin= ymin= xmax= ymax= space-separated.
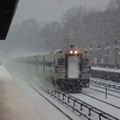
xmin=0 ymin=66 xmax=43 ymax=120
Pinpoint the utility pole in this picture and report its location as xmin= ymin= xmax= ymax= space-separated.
xmin=106 ymin=42 xmax=110 ymax=66
xmin=97 ymin=45 xmax=101 ymax=66
xmin=114 ymin=40 xmax=119 ymax=67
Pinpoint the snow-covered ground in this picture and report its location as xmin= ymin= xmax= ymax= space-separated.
xmin=11 ymin=69 xmax=120 ymax=120
xmin=72 ymin=87 xmax=120 ymax=119
xmin=2 ymin=65 xmax=120 ymax=120
xmin=6 ymin=66 xmax=84 ymax=120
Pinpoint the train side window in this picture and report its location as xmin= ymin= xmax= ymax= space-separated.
xmin=82 ymin=58 xmax=89 ymax=65
xmin=45 ymin=61 xmax=54 ymax=67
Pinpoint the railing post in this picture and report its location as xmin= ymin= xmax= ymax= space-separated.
xmin=73 ymin=100 xmax=75 ymax=107
xmin=58 ymin=91 xmax=60 ymax=97
xmin=88 ymin=108 xmax=91 ymax=116
xmin=105 ymin=85 xmax=107 ymax=99
xmin=67 ymin=97 xmax=70 ymax=103
xmin=80 ymin=103 xmax=83 ymax=111
xmin=62 ymin=94 xmax=65 ymax=100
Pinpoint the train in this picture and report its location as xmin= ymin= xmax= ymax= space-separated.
xmin=16 ymin=47 xmax=91 ymax=92
xmin=91 ymin=67 xmax=120 ymax=82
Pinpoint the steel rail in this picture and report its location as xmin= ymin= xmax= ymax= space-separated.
xmin=90 ymin=80 xmax=120 ymax=91
xmin=31 ymin=86 xmax=74 ymax=120
xmin=46 ymin=89 xmax=119 ymax=120
xmin=89 ymin=87 xmax=120 ymax=99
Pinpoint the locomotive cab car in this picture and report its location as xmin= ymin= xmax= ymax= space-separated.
xmin=55 ymin=49 xmax=90 ymax=92
xmin=36 ymin=48 xmax=91 ymax=92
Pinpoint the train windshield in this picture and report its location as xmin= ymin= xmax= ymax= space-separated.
xmin=68 ymin=56 xmax=79 ymax=79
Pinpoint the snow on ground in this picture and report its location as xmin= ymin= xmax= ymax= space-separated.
xmin=9 ymin=67 xmax=85 ymax=120
xmin=0 ymin=66 xmax=43 ymax=120
xmin=2 ymin=65 xmax=120 ymax=120
xmin=71 ymin=87 xmax=120 ymax=119
xmin=11 ymin=68 xmax=120 ymax=120
xmin=0 ymin=66 xmax=12 ymax=79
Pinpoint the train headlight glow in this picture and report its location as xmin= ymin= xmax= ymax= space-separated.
xmin=74 ymin=50 xmax=78 ymax=54
xmin=70 ymin=50 xmax=73 ymax=54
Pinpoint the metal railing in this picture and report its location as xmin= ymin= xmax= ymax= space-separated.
xmin=90 ymin=80 xmax=120 ymax=91
xmin=46 ymin=89 xmax=119 ymax=120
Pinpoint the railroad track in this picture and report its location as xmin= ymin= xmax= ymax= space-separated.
xmin=45 ymin=89 xmax=119 ymax=120
xmin=90 ymin=84 xmax=120 ymax=94
xmin=81 ymin=91 xmax=120 ymax=110
xmin=9 ymin=68 xmax=120 ymax=120
xmin=90 ymin=79 xmax=120 ymax=92
xmin=30 ymin=80 xmax=120 ymax=120
xmin=7 ymin=70 xmax=76 ymax=120
xmin=89 ymin=86 xmax=120 ymax=99
xmin=30 ymin=86 xmax=74 ymax=120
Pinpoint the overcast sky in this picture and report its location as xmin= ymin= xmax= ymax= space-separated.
xmin=12 ymin=0 xmax=111 ymax=25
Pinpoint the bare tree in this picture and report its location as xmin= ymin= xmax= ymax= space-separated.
xmin=61 ymin=7 xmax=87 ymax=48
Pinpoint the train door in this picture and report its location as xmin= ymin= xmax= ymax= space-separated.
xmin=67 ymin=56 xmax=79 ymax=79
xmin=66 ymin=54 xmax=82 ymax=91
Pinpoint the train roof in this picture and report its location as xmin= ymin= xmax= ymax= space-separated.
xmin=52 ymin=49 xmax=63 ymax=54
xmin=91 ymin=67 xmax=120 ymax=73
xmin=0 ymin=0 xmax=19 ymax=40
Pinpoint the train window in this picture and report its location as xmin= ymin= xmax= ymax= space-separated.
xmin=82 ymin=58 xmax=89 ymax=65
xmin=58 ymin=58 xmax=66 ymax=65
xmin=82 ymin=68 xmax=90 ymax=73
xmin=45 ymin=61 xmax=54 ymax=67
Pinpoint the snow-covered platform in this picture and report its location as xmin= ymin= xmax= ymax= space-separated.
xmin=0 ymin=66 xmax=43 ymax=120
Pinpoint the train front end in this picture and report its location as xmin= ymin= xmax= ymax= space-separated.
xmin=54 ymin=48 xmax=90 ymax=92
